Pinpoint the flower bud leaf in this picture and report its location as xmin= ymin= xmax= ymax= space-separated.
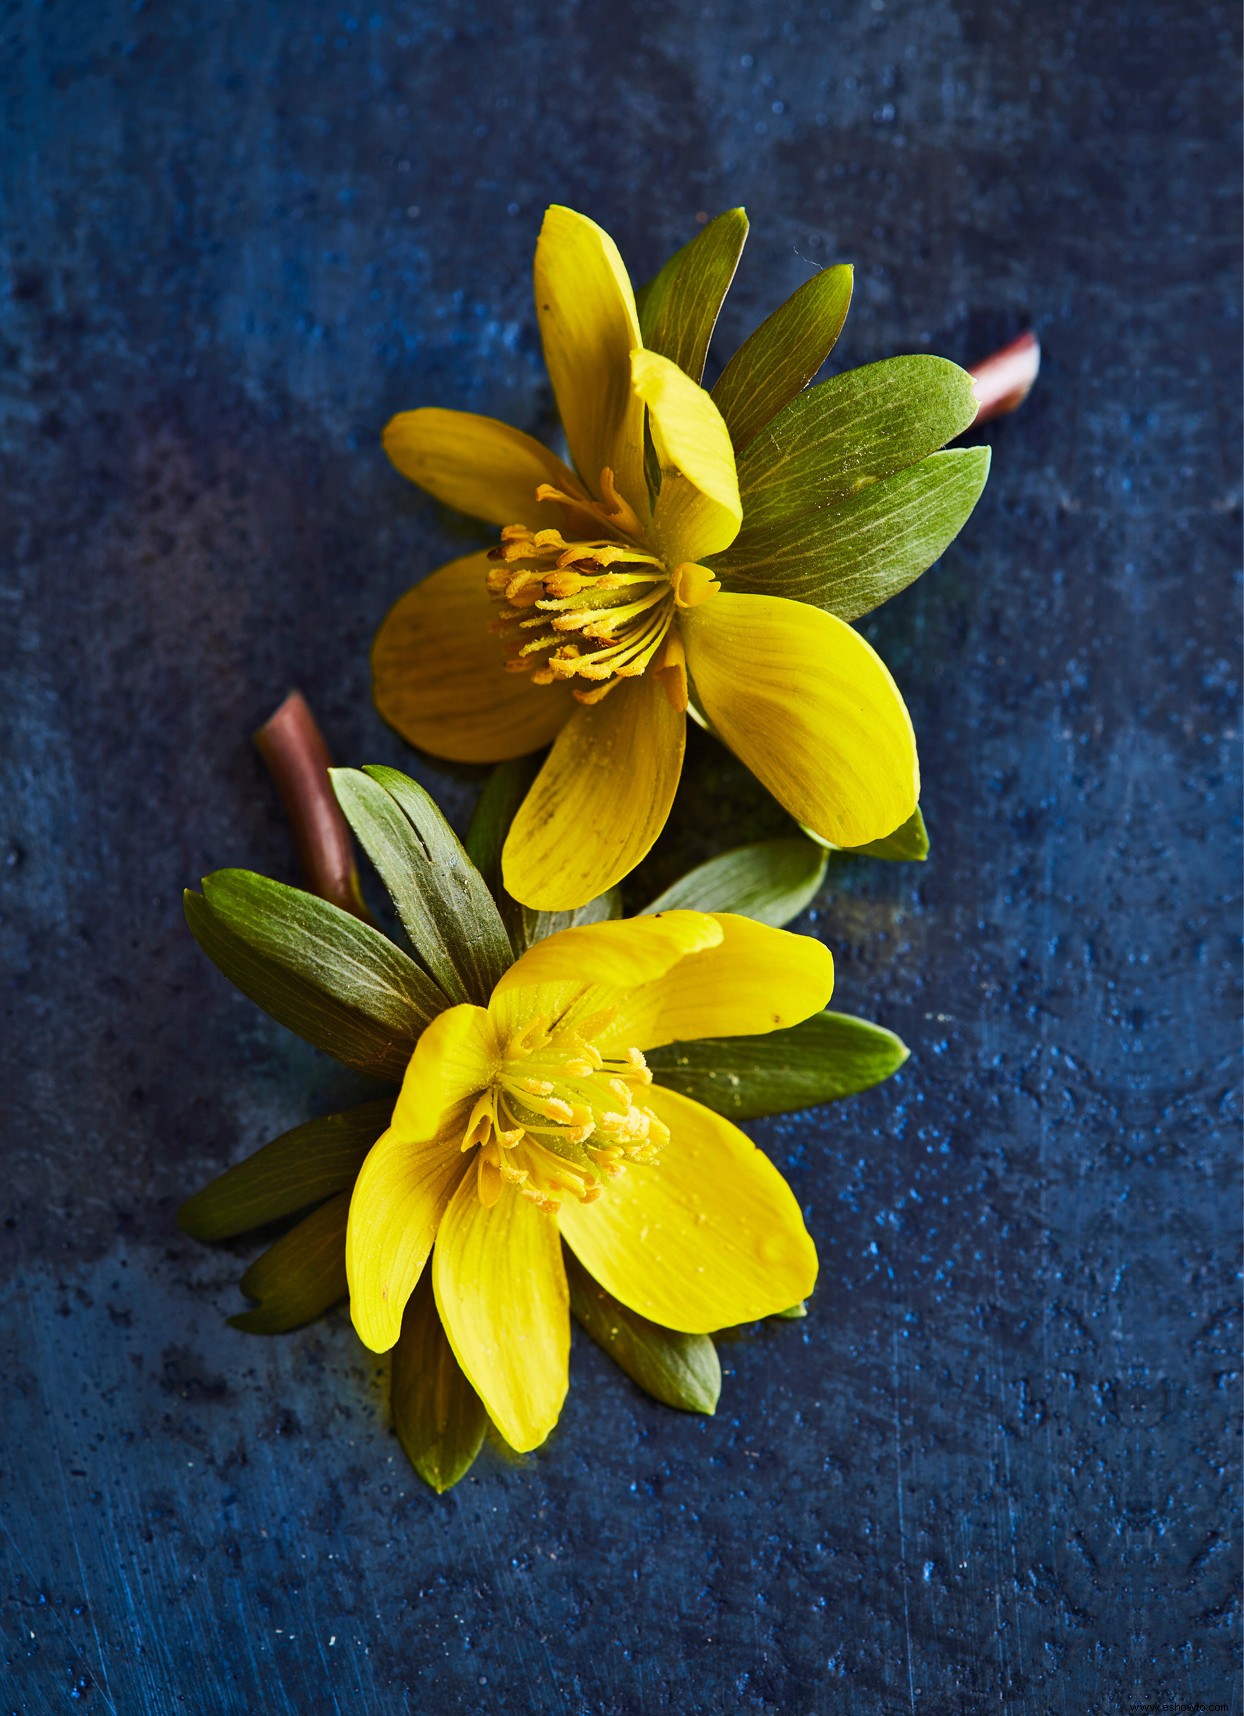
xmin=228 ymin=1191 xmax=350 ymax=1334
xmin=641 ymin=837 xmax=826 ymax=927
xmin=178 ymin=1099 xmax=394 ymax=1241
xmin=186 ymin=874 xmax=442 ymax=1081
xmin=636 ymin=208 xmax=749 ymax=386
xmin=391 ymin=1269 xmax=488 ymax=1494
xmin=647 ymin=1009 xmax=909 ymax=1120
xmin=330 ymin=766 xmax=511 ymax=1006
xmin=711 ymin=264 xmax=853 ymax=453
xmin=714 ymin=446 xmax=991 ymax=620
xmin=565 ymin=1250 xmax=720 ymax=1415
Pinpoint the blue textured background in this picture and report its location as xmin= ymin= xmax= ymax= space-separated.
xmin=2 ymin=3 xmax=1240 ymax=1711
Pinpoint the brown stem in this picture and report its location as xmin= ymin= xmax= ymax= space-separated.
xmin=969 ymin=329 xmax=1040 ymax=424
xmin=253 ymin=691 xmax=371 ymax=921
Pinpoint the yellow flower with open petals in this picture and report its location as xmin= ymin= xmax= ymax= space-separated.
xmin=346 ymin=908 xmax=830 ymax=1454
xmin=373 ymin=205 xmax=965 ymax=911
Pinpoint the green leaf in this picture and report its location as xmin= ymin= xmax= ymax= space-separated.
xmin=187 ymin=873 xmax=442 ymax=1082
xmin=733 ymin=355 xmax=980 ymax=530
xmin=177 ymin=1099 xmax=393 ymax=1241
xmin=391 ymin=1267 xmax=488 ymax=1493
xmin=848 ymin=805 xmax=930 ymax=861
xmin=228 ymin=1191 xmax=350 ymax=1334
xmin=773 ymin=1302 xmax=807 ymax=1320
xmin=331 ymin=767 xmax=511 ymax=1006
xmin=711 ymin=264 xmax=853 ymax=453
xmin=641 ymin=838 xmax=827 ymax=927
xmin=565 ymin=1250 xmax=720 ymax=1414
xmin=714 ymin=447 xmax=991 ymax=620
xmin=637 ymin=208 xmax=749 ymax=385
xmin=464 ymin=756 xmax=540 ymax=895
xmin=647 ymin=1009 xmax=909 ymax=1119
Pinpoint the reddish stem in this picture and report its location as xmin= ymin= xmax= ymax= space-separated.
xmin=969 ymin=329 xmax=1040 ymax=424
xmin=253 ymin=691 xmax=371 ymax=921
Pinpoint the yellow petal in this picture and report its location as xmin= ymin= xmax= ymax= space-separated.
xmin=534 ymin=206 xmax=646 ymax=514
xmin=372 ymin=552 xmax=576 ymax=763
xmin=631 ymin=349 xmax=742 ymax=562
xmin=346 ymin=1126 xmax=466 ymax=1353
xmin=495 ymin=912 xmax=722 ymax=999
xmin=383 ymin=407 xmax=587 ymax=530
xmin=434 ymin=1176 xmax=569 ymax=1452
xmin=501 ymin=672 xmax=685 ymax=910
xmin=684 ymin=592 xmax=919 ymax=847
xmin=601 ymin=913 xmax=834 ymax=1051
xmin=391 ymin=1004 xmax=500 ymax=1141
xmin=486 ymin=910 xmax=723 ymax=1044
xmin=558 ymin=1085 xmax=817 ymax=1332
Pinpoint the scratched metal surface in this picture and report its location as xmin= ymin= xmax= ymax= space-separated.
xmin=1 ymin=2 xmax=1239 ymax=1711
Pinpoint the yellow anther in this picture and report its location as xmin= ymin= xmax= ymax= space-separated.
xmin=467 ymin=1017 xmax=661 ymax=1209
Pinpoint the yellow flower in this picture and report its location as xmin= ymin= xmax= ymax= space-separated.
xmin=346 ymin=908 xmax=832 ymax=1454
xmin=374 ymin=205 xmax=928 ymax=911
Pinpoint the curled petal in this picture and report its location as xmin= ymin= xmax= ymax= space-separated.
xmin=632 ymin=348 xmax=742 ymax=563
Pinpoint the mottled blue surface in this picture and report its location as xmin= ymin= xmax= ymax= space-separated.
xmin=1 ymin=2 xmax=1240 ymax=1711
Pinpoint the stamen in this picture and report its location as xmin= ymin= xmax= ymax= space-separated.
xmin=486 ymin=510 xmax=680 ymax=695
xmin=462 ymin=1017 xmax=663 ymax=1209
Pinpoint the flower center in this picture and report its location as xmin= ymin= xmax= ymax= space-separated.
xmin=461 ymin=1009 xmax=669 ymax=1211
xmin=487 ymin=525 xmax=678 ymax=706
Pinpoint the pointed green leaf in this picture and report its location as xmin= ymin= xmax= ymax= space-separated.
xmin=647 ymin=1009 xmax=909 ymax=1119
xmin=773 ymin=1302 xmax=808 ymax=1320
xmin=714 ymin=447 xmax=991 ymax=619
xmin=228 ymin=1191 xmax=349 ymax=1334
xmin=187 ymin=873 xmax=442 ymax=1082
xmin=465 ymin=756 xmax=540 ymax=896
xmin=391 ymin=1268 xmax=488 ymax=1493
xmin=638 ymin=208 xmax=749 ymax=385
xmin=734 ymin=355 xmax=980 ymax=530
xmin=641 ymin=838 xmax=826 ymax=927
xmin=712 ymin=264 xmax=853 ymax=453
xmin=565 ymin=1250 xmax=720 ymax=1414
xmin=178 ymin=1099 xmax=393 ymax=1241
xmin=331 ymin=767 xmax=511 ymax=1006
xmin=848 ymin=805 xmax=930 ymax=861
